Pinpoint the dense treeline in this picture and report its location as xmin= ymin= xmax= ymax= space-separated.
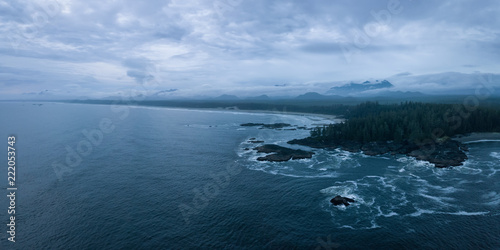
xmin=310 ymin=102 xmax=500 ymax=143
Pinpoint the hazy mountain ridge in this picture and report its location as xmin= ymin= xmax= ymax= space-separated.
xmin=327 ymin=80 xmax=394 ymax=96
xmin=6 ymin=72 xmax=499 ymax=101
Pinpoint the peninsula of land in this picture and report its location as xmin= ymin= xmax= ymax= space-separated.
xmin=287 ymin=102 xmax=500 ymax=167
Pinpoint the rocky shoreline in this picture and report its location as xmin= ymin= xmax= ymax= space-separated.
xmin=253 ymin=144 xmax=314 ymax=162
xmin=242 ymin=123 xmax=470 ymax=167
xmin=288 ymin=137 xmax=468 ymax=168
xmin=240 ymin=123 xmax=310 ymax=130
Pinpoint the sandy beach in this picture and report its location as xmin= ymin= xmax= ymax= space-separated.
xmin=212 ymin=107 xmax=343 ymax=122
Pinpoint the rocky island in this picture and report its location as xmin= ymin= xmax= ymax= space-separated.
xmin=253 ymin=144 xmax=314 ymax=162
xmin=330 ymin=195 xmax=356 ymax=206
xmin=241 ymin=123 xmax=292 ymax=129
xmin=240 ymin=123 xmax=311 ymax=130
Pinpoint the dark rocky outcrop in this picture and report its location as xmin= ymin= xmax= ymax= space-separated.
xmin=407 ymin=140 xmax=467 ymax=168
xmin=330 ymin=195 xmax=356 ymax=206
xmin=241 ymin=123 xmax=292 ymax=129
xmin=254 ymin=144 xmax=314 ymax=162
xmin=288 ymin=138 xmax=467 ymax=168
xmin=248 ymin=140 xmax=265 ymax=143
xmin=241 ymin=123 xmax=265 ymax=127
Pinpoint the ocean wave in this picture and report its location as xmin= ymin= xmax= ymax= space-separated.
xmin=376 ymin=206 xmax=399 ymax=217
xmin=453 ymin=163 xmax=483 ymax=175
xmin=487 ymin=167 xmax=500 ymax=177
xmin=409 ymin=208 xmax=490 ymax=217
xmin=320 ymin=176 xmax=409 ymax=229
xmin=490 ymin=152 xmax=500 ymax=160
xmin=339 ymin=219 xmax=380 ymax=230
xmin=448 ymin=211 xmax=490 ymax=216
xmin=464 ymin=139 xmax=500 ymax=144
xmin=396 ymin=156 xmax=435 ymax=171
xmin=418 ymin=193 xmax=455 ymax=206
xmin=414 ymin=178 xmax=462 ymax=194
xmin=409 ymin=208 xmax=437 ymax=217
xmin=320 ymin=181 xmax=359 ymax=198
xmin=239 ymin=140 xmax=360 ymax=178
xmin=246 ymin=161 xmax=340 ymax=178
xmin=482 ymin=191 xmax=500 ymax=206
xmin=320 ymin=170 xmax=494 ymax=229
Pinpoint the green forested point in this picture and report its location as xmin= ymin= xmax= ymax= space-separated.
xmin=310 ymin=101 xmax=500 ymax=143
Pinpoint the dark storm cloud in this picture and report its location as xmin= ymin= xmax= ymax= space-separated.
xmin=0 ymin=0 xmax=499 ymax=98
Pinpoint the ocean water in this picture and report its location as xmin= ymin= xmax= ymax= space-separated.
xmin=0 ymin=102 xmax=499 ymax=249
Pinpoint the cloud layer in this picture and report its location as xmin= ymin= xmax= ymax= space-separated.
xmin=1 ymin=0 xmax=499 ymax=98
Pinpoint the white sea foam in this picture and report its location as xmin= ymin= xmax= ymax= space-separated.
xmin=320 ymin=183 xmax=358 ymax=197
xmin=409 ymin=208 xmax=437 ymax=217
xmin=414 ymin=179 xmax=461 ymax=194
xmin=339 ymin=225 xmax=355 ymax=229
xmin=320 ymin=175 xmax=412 ymax=229
xmin=363 ymin=220 xmax=381 ymax=230
xmin=336 ymin=218 xmax=380 ymax=230
xmin=235 ymin=113 xmax=497 ymax=230
xmin=409 ymin=208 xmax=489 ymax=217
xmin=397 ymin=156 xmax=410 ymax=163
xmin=240 ymin=138 xmax=360 ymax=178
xmin=447 ymin=211 xmax=490 ymax=216
xmin=247 ymin=161 xmax=340 ymax=178
xmin=464 ymin=139 xmax=500 ymax=144
xmin=490 ymin=152 xmax=500 ymax=160
xmin=453 ymin=164 xmax=483 ymax=175
xmin=482 ymin=191 xmax=500 ymax=206
xmin=419 ymin=193 xmax=455 ymax=206
xmin=397 ymin=156 xmax=435 ymax=170
xmin=375 ymin=206 xmax=399 ymax=217
xmin=487 ymin=167 xmax=500 ymax=177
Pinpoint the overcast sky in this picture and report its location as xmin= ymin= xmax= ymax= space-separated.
xmin=1 ymin=0 xmax=499 ymax=99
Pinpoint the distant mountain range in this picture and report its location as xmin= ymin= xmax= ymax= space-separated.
xmin=295 ymin=90 xmax=424 ymax=100
xmin=327 ymin=80 xmax=393 ymax=96
xmin=212 ymin=94 xmax=240 ymax=100
xmin=295 ymin=92 xmax=331 ymax=100
xmin=8 ymin=72 xmax=499 ymax=101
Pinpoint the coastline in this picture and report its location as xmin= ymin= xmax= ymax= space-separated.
xmin=157 ymin=106 xmax=343 ymax=123
xmin=50 ymin=100 xmax=343 ymax=122
xmin=452 ymin=132 xmax=500 ymax=143
xmin=207 ymin=107 xmax=341 ymax=121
